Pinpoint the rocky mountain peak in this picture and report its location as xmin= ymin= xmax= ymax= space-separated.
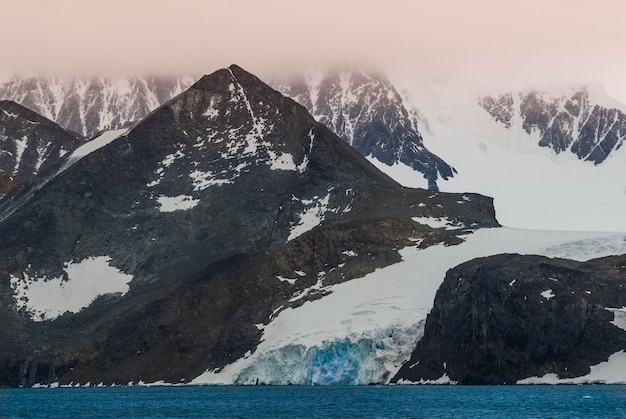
xmin=272 ymin=68 xmax=456 ymax=190
xmin=0 ymin=65 xmax=499 ymax=387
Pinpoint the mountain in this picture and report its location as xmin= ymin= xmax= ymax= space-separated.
xmin=272 ymin=69 xmax=455 ymax=190
xmin=0 ymin=75 xmax=195 ymax=138
xmin=394 ymin=79 xmax=626 ymax=231
xmin=0 ymin=100 xmax=85 ymax=198
xmin=393 ymin=252 xmax=626 ymax=384
xmin=479 ymin=84 xmax=626 ymax=164
xmin=0 ymin=65 xmax=499 ymax=387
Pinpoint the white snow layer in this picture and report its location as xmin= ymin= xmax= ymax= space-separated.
xmin=390 ymin=77 xmax=626 ymax=232
xmin=10 ymin=256 xmax=133 ymax=321
xmin=192 ymin=227 xmax=626 ymax=385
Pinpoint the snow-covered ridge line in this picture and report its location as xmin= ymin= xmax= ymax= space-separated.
xmin=66 ymin=128 xmax=130 ymax=165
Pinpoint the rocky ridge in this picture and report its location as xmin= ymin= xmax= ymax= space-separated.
xmin=393 ymin=253 xmax=626 ymax=384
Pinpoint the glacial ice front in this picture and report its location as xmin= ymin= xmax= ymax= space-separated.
xmin=234 ymin=323 xmax=421 ymax=385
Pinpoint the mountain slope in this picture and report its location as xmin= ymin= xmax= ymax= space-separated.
xmin=0 ymin=100 xmax=85 ymax=198
xmin=273 ymin=69 xmax=455 ymax=190
xmin=0 ymin=75 xmax=195 ymax=138
xmin=0 ymin=65 xmax=498 ymax=387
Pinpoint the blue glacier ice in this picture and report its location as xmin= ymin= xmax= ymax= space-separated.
xmin=234 ymin=323 xmax=422 ymax=385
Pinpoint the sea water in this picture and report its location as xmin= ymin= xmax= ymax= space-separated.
xmin=1 ymin=385 xmax=626 ymax=418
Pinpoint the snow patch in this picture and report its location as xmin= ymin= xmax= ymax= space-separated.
xmin=157 ymin=195 xmax=199 ymax=212
xmin=412 ymin=216 xmax=461 ymax=230
xmin=1 ymin=109 xmax=19 ymax=118
xmin=10 ymin=256 xmax=133 ymax=321
xmin=268 ymin=151 xmax=297 ymax=171
xmin=541 ymin=289 xmax=555 ymax=300
xmin=606 ymin=307 xmax=626 ymax=331
xmin=288 ymin=193 xmax=337 ymax=240
xmin=147 ymin=149 xmax=185 ymax=187
xmin=12 ymin=136 xmax=28 ymax=176
xmin=189 ymin=169 xmax=233 ymax=191
xmin=277 ymin=275 xmax=297 ymax=285
xmin=396 ymin=374 xmax=457 ymax=385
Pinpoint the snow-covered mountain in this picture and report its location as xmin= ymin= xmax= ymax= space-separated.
xmin=479 ymin=84 xmax=626 ymax=165
xmin=0 ymin=75 xmax=195 ymax=138
xmin=0 ymin=65 xmax=498 ymax=387
xmin=0 ymin=100 xmax=85 ymax=198
xmin=392 ymin=79 xmax=626 ymax=232
xmin=273 ymin=69 xmax=455 ymax=190
xmin=2 ymin=65 xmax=625 ymax=387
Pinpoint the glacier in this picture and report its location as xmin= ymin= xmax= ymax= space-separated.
xmin=389 ymin=76 xmax=626 ymax=232
xmin=192 ymin=227 xmax=626 ymax=385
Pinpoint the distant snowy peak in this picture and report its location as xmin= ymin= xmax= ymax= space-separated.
xmin=273 ymin=68 xmax=455 ymax=190
xmin=480 ymin=84 xmax=626 ymax=164
xmin=0 ymin=100 xmax=85 ymax=197
xmin=0 ymin=75 xmax=196 ymax=138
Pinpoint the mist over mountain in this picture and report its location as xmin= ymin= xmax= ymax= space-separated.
xmin=0 ymin=76 xmax=195 ymax=138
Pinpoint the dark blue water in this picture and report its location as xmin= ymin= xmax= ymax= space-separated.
xmin=1 ymin=385 xmax=626 ymax=418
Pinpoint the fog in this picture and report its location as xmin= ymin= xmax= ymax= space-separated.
xmin=1 ymin=0 xmax=625 ymax=101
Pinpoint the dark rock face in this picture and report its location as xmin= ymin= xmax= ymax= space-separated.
xmin=0 ymin=76 xmax=195 ymax=138
xmin=393 ymin=253 xmax=626 ymax=384
xmin=273 ymin=69 xmax=456 ymax=190
xmin=0 ymin=65 xmax=499 ymax=387
xmin=479 ymin=86 xmax=626 ymax=164
xmin=0 ymin=101 xmax=85 ymax=198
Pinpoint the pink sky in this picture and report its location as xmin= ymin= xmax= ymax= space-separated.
xmin=2 ymin=0 xmax=626 ymax=101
